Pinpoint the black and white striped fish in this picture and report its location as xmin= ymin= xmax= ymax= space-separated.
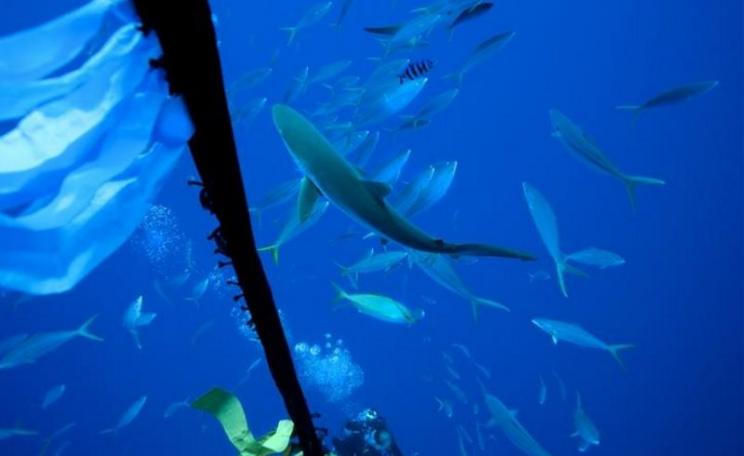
xmin=398 ymin=59 xmax=435 ymax=84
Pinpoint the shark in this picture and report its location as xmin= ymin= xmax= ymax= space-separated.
xmin=271 ymin=104 xmax=534 ymax=260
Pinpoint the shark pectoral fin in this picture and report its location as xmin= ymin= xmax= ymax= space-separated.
xmin=551 ymin=335 xmax=558 ymax=345
xmin=297 ymin=177 xmax=322 ymax=223
xmin=362 ymin=179 xmax=392 ymax=200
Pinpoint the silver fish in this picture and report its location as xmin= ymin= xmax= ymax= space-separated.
xmin=0 ymin=316 xmax=102 ymax=370
xmin=550 ymin=110 xmax=665 ymax=207
xmin=101 ymin=396 xmax=147 ymax=434
xmin=532 ymin=318 xmax=633 ymax=368
xmin=617 ymin=80 xmax=718 ymax=121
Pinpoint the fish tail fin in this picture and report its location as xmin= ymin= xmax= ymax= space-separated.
xmin=608 ymin=344 xmax=634 ymax=369
xmin=470 ymin=297 xmax=510 ymax=322
xmin=77 ymin=315 xmax=103 ymax=342
xmin=334 ymin=263 xmax=358 ymax=288
xmin=280 ymin=27 xmax=297 ymax=45
xmin=623 ymin=174 xmax=666 ymax=209
xmin=331 ymin=282 xmax=347 ymax=302
xmin=556 ymin=259 xmax=569 ymax=298
xmin=249 ymin=207 xmax=263 ymax=227
xmin=257 ymin=244 xmax=280 ymax=264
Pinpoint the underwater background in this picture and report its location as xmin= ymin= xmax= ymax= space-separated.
xmin=0 ymin=0 xmax=742 ymax=455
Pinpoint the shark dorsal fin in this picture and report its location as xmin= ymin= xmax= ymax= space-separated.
xmin=363 ymin=180 xmax=392 ymax=199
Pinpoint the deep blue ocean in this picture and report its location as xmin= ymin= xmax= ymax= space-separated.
xmin=0 ymin=0 xmax=742 ymax=455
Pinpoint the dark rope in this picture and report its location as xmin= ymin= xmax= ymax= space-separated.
xmin=130 ymin=1 xmax=324 ymax=454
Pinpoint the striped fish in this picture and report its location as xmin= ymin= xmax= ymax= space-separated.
xmin=398 ymin=59 xmax=435 ymax=84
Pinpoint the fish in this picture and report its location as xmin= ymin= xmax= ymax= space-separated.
xmin=231 ymin=97 xmax=267 ymax=126
xmin=528 ymin=270 xmax=551 ymax=283
xmin=336 ymin=249 xmax=409 ymax=287
xmin=334 ymin=0 xmax=354 ymax=27
xmin=39 ymin=421 xmax=77 ymax=454
xmin=473 ymin=361 xmax=492 ymax=380
xmin=446 ymin=31 xmax=515 ymax=84
xmin=42 ymin=384 xmax=66 ymax=410
xmin=229 ymin=67 xmax=273 ymax=94
xmin=522 ymin=182 xmax=588 ymax=297
xmin=350 ymin=131 xmax=380 ymax=168
xmin=257 ymin=197 xmax=330 ymax=264
xmin=404 ymin=161 xmax=458 ymax=217
xmin=481 ymin=384 xmax=553 ymax=456
xmin=100 ymin=396 xmax=147 ymax=434
xmin=410 ymin=251 xmax=509 ymax=320
xmin=446 ymin=364 xmax=461 ymax=381
xmin=617 ymin=80 xmax=718 ymax=121
xmin=372 ymin=149 xmax=412 ymax=187
xmin=418 ymin=88 xmax=460 ymax=119
xmin=283 ymin=66 xmax=310 ymax=104
xmin=398 ymin=59 xmax=435 ymax=84
xmin=444 ymin=379 xmax=468 ymax=405
xmin=448 ymin=2 xmax=494 ymax=32
xmin=552 ymin=370 xmax=567 ymax=400
xmin=550 ymin=110 xmax=665 ymax=207
xmin=0 ymin=334 xmax=28 ymax=355
xmin=456 ymin=425 xmax=468 ymax=456
xmin=122 ymin=295 xmax=157 ymax=350
xmin=566 ymin=247 xmax=626 ymax=269
xmin=52 ymin=440 xmax=71 ymax=456
xmin=394 ymin=166 xmax=435 ymax=214
xmin=538 ymin=376 xmax=547 ymax=405
xmin=281 ymin=1 xmax=334 ymax=45
xmin=163 ymin=397 xmax=191 ymax=419
xmin=333 ymin=283 xmax=424 ymax=324
xmin=0 ymin=316 xmax=102 ymax=369
xmin=355 ymin=77 xmax=429 ymax=127
xmin=190 ymin=320 xmax=215 ymax=346
xmin=435 ymin=396 xmax=454 ymax=418
xmin=572 ymin=393 xmax=600 ymax=452
xmin=237 ymin=357 xmax=263 ymax=387
xmin=272 ymin=104 xmax=534 ymax=259
xmin=475 ymin=421 xmax=485 ymax=451
xmin=365 ymin=13 xmax=446 ymax=55
xmin=308 ymin=60 xmax=353 ymax=86
xmin=531 ymin=318 xmax=634 ymax=368
xmin=0 ymin=427 xmax=38 ymax=440
xmin=186 ymin=276 xmax=210 ymax=305
xmin=249 ymin=178 xmax=303 ymax=224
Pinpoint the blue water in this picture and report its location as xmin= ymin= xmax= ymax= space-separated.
xmin=1 ymin=0 xmax=742 ymax=455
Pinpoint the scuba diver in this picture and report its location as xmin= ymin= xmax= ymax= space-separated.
xmin=332 ymin=409 xmax=404 ymax=456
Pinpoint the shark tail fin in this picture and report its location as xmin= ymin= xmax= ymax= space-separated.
xmin=257 ymin=244 xmax=280 ymax=264
xmin=280 ymin=27 xmax=297 ymax=46
xmin=623 ymin=174 xmax=666 ymax=209
xmin=77 ymin=315 xmax=103 ymax=342
xmin=608 ymin=344 xmax=634 ymax=369
xmin=470 ymin=297 xmax=510 ymax=322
